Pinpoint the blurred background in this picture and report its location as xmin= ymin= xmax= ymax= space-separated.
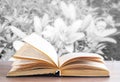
xmin=0 ymin=0 xmax=120 ymax=61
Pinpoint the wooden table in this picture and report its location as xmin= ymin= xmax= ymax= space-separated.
xmin=0 ymin=61 xmax=120 ymax=82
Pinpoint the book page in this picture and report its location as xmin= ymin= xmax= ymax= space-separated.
xmin=59 ymin=52 xmax=103 ymax=67
xmin=60 ymin=61 xmax=108 ymax=70
xmin=12 ymin=59 xmax=54 ymax=66
xmin=13 ymin=43 xmax=56 ymax=66
xmin=60 ymin=60 xmax=109 ymax=76
xmin=23 ymin=33 xmax=58 ymax=66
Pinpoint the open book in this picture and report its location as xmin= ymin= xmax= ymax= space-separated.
xmin=7 ymin=33 xmax=109 ymax=77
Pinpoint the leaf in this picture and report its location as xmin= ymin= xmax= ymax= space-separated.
xmin=44 ymin=25 xmax=54 ymax=31
xmin=5 ymin=0 xmax=14 ymax=8
xmin=86 ymin=20 xmax=96 ymax=35
xmin=65 ymin=44 xmax=74 ymax=52
xmin=60 ymin=1 xmax=76 ymax=20
xmin=0 ymin=47 xmax=4 ymax=53
xmin=81 ymin=14 xmax=93 ymax=31
xmin=97 ymin=37 xmax=117 ymax=44
xmin=33 ymin=16 xmax=42 ymax=35
xmin=4 ymin=16 xmax=13 ymax=22
xmin=0 ymin=24 xmax=2 ymax=33
xmin=13 ymin=8 xmax=18 ymax=18
xmin=60 ymin=1 xmax=69 ymax=19
xmin=54 ymin=17 xmax=67 ymax=31
xmin=13 ymin=41 xmax=25 ymax=51
xmin=106 ymin=15 xmax=114 ymax=27
xmin=9 ymin=26 xmax=27 ymax=38
xmin=41 ymin=25 xmax=55 ymax=39
xmin=5 ymin=0 xmax=21 ymax=8
xmin=0 ymin=22 xmax=8 ymax=33
xmin=66 ymin=32 xmax=85 ymax=44
xmin=115 ymin=23 xmax=120 ymax=27
xmin=96 ymin=20 xmax=107 ymax=28
xmin=0 ymin=36 xmax=5 ymax=41
xmin=42 ymin=13 xmax=49 ymax=27
xmin=1 ymin=22 xmax=8 ymax=32
xmin=96 ymin=50 xmax=104 ymax=54
xmin=96 ymin=43 xmax=106 ymax=50
xmin=68 ymin=3 xmax=76 ymax=20
xmin=94 ymin=28 xmax=117 ymax=37
xmin=70 ymin=19 xmax=82 ymax=33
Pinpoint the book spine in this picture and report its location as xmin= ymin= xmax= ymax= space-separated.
xmin=55 ymin=70 xmax=60 ymax=77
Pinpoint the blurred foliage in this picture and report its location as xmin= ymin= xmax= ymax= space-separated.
xmin=0 ymin=0 xmax=120 ymax=60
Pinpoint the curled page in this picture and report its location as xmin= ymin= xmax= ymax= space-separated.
xmin=23 ymin=33 xmax=58 ymax=66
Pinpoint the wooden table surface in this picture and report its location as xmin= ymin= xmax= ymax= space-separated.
xmin=0 ymin=61 xmax=120 ymax=82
